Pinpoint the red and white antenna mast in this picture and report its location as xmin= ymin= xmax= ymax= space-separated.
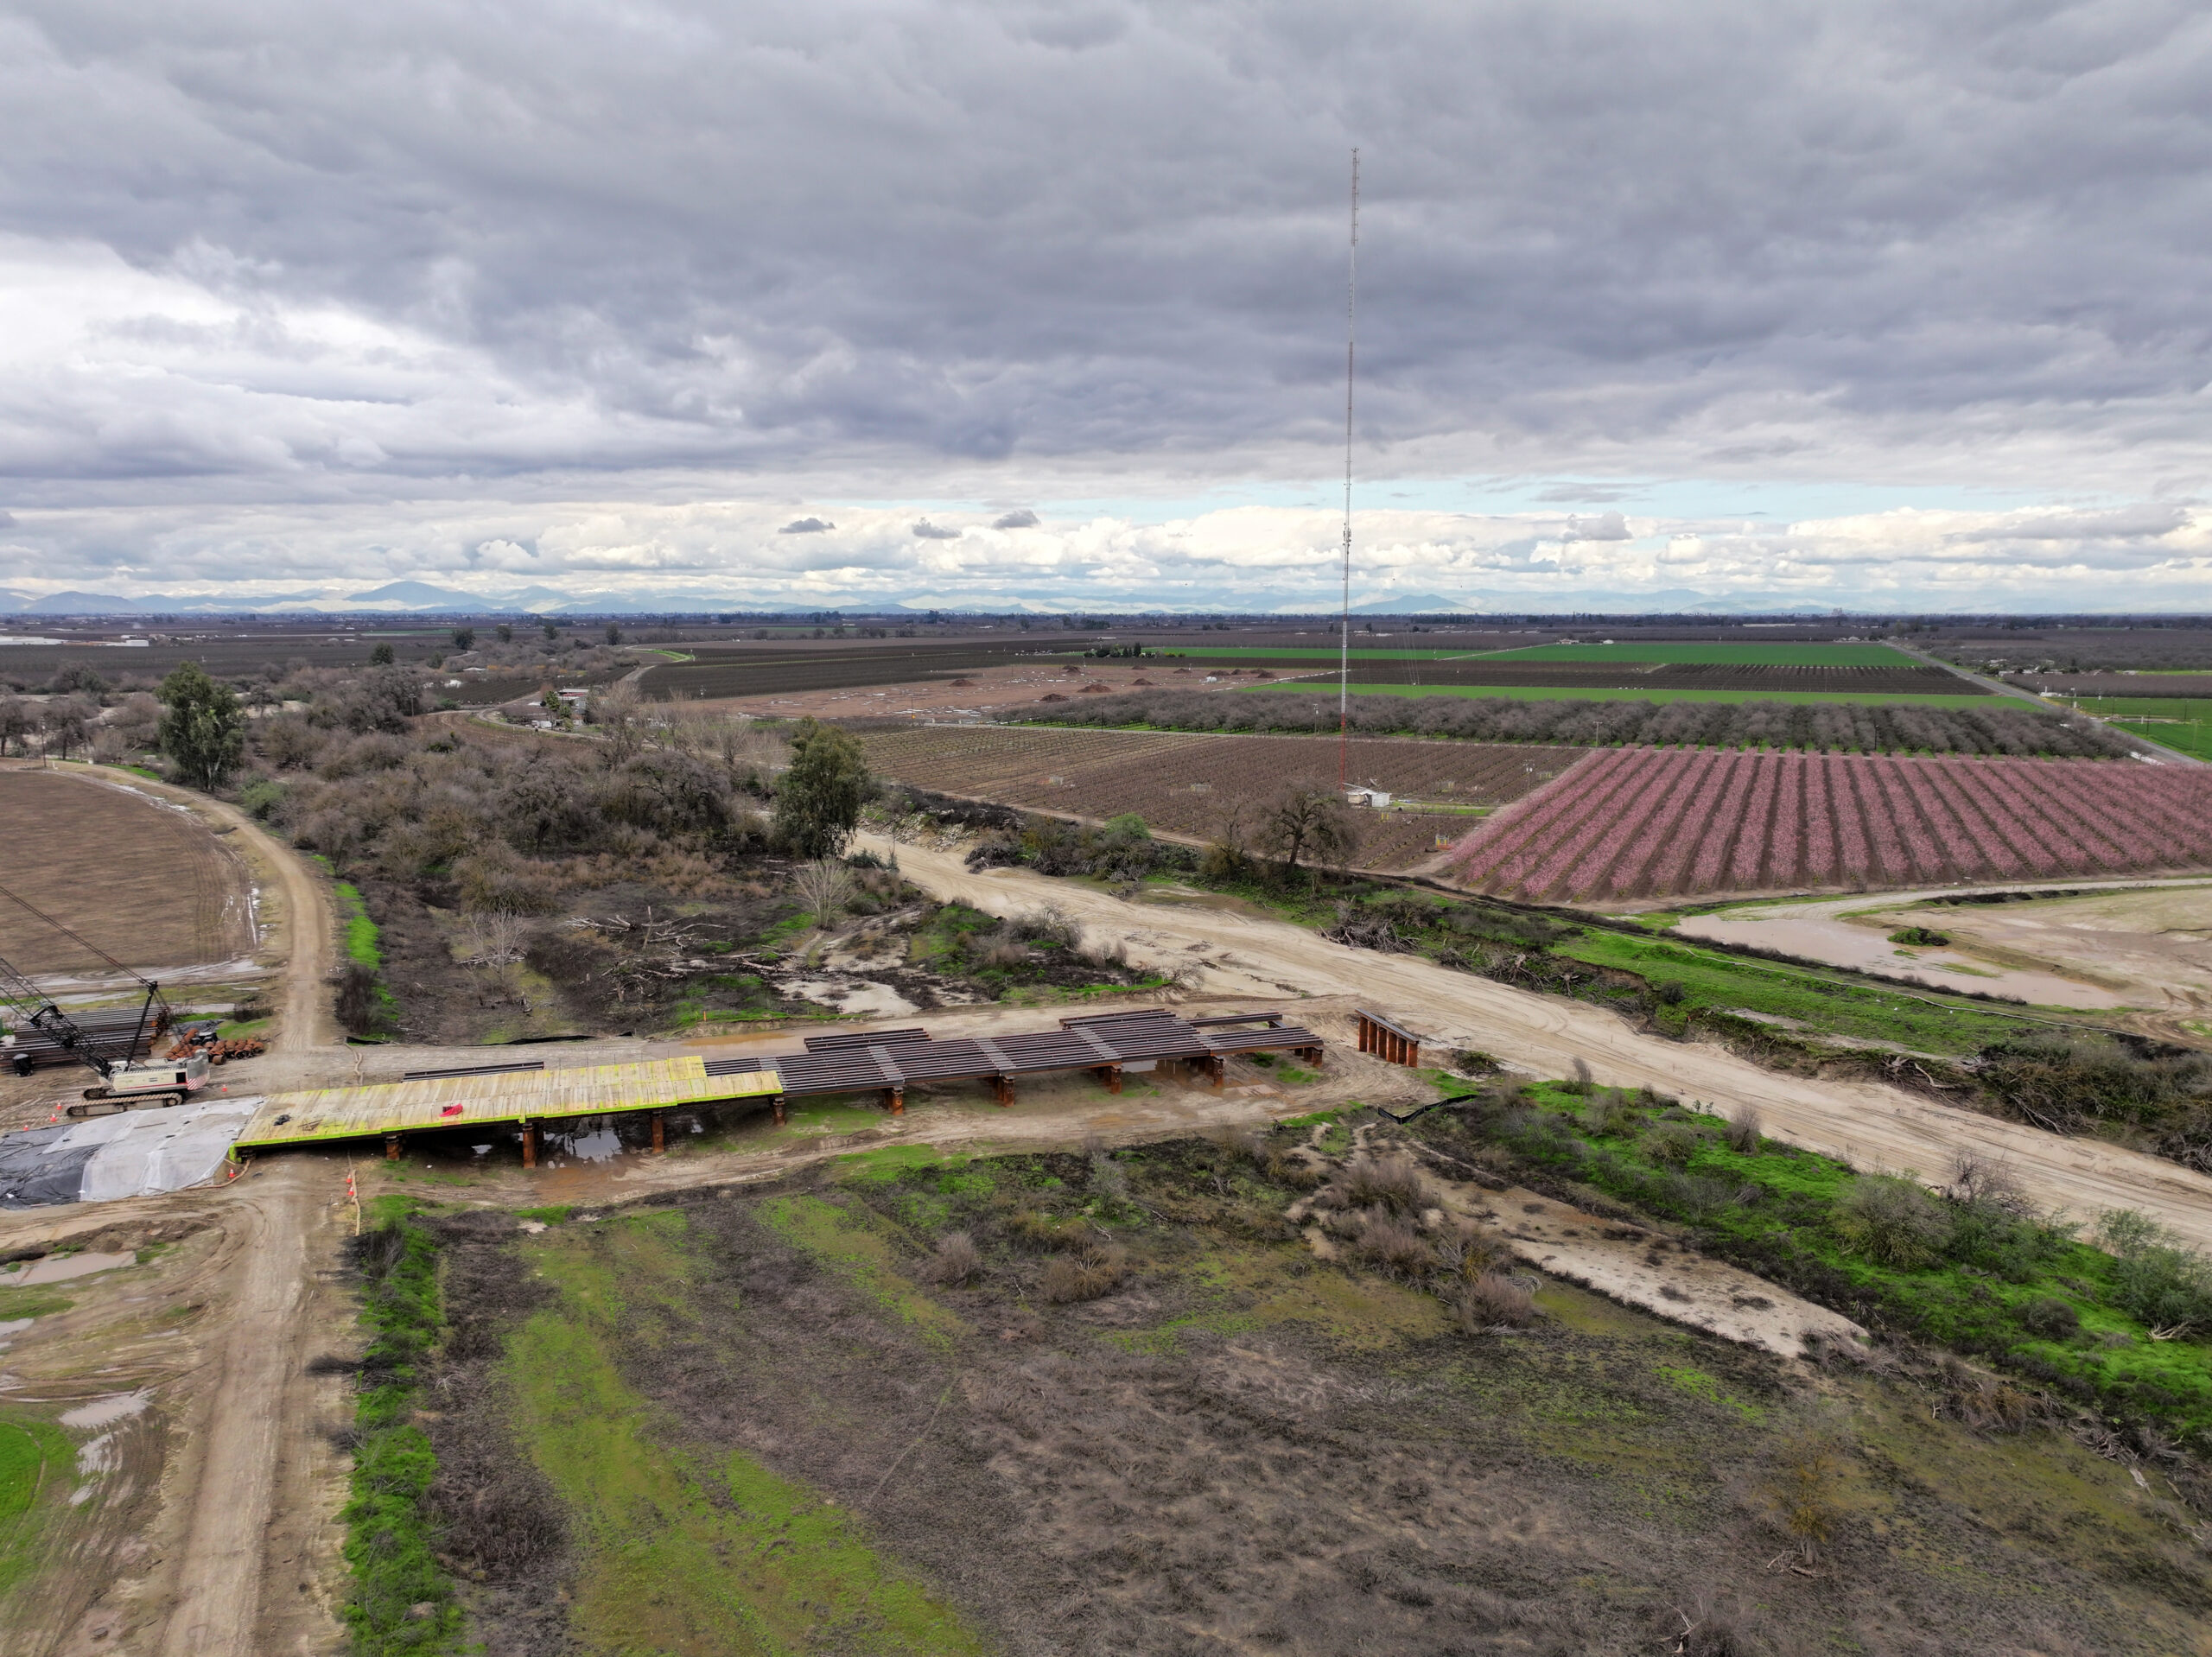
xmin=1338 ymin=148 xmax=1358 ymax=790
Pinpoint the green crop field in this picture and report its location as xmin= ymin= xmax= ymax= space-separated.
xmin=1478 ymin=642 xmax=1917 ymax=666
xmin=1245 ymin=681 xmax=2000 ymax=709
xmin=1160 ymin=644 xmax=1491 ymax=662
xmin=2045 ymin=696 xmax=2212 ymax=760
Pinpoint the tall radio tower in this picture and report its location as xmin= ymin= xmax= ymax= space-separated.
xmin=1338 ymin=149 xmax=1358 ymax=790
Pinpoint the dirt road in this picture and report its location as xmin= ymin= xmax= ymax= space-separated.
xmin=154 ymin=1159 xmax=335 ymax=1656
xmin=875 ymin=835 xmax=2212 ymax=1253
xmin=10 ymin=767 xmax=350 ymax=1651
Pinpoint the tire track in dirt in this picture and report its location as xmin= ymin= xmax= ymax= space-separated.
xmin=153 ymin=1160 xmax=327 ymax=1657
xmin=874 ymin=836 xmax=2212 ymax=1254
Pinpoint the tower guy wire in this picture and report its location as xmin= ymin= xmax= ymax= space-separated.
xmin=1339 ymin=147 xmax=1358 ymax=790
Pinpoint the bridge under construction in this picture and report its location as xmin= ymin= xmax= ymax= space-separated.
xmin=230 ymin=1006 xmax=1326 ymax=1163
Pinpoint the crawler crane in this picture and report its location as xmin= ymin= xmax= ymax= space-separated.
xmin=0 ymin=882 xmax=207 ymax=1112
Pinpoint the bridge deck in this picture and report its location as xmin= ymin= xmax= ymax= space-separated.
xmin=232 ymin=1055 xmax=783 ymax=1152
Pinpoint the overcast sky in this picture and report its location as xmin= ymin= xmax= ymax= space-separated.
xmin=2 ymin=0 xmax=2209 ymax=612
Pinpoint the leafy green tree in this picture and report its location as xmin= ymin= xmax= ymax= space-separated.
xmin=772 ymin=719 xmax=872 ymax=859
xmin=156 ymin=661 xmax=246 ymax=788
xmin=604 ymin=623 xmax=621 ymax=645
xmin=369 ymin=642 xmax=395 ymax=665
xmin=542 ymin=620 xmax=558 ymax=642
xmin=496 ymin=623 xmax=513 ymax=644
xmin=451 ymin=626 xmax=476 ymax=651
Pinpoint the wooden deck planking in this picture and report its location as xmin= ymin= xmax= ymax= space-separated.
xmin=233 ymin=1056 xmax=784 ymax=1150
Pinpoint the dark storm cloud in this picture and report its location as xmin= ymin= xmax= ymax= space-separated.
xmin=993 ymin=509 xmax=1040 ymax=530
xmin=3 ymin=0 xmax=2209 ymax=494
xmin=779 ymin=517 xmax=835 ymax=534
xmin=911 ymin=520 xmax=961 ymax=540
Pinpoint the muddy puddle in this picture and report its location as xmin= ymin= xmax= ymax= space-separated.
xmin=60 ymin=1389 xmax=151 ymax=1430
xmin=773 ymin=977 xmax=921 ymax=1018
xmin=1135 ymin=886 xmax=1274 ymax=920
xmin=0 ymin=1250 xmax=136 ymax=1286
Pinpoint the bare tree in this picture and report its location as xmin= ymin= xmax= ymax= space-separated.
xmin=593 ymin=680 xmax=648 ymax=763
xmin=1255 ymin=781 xmax=1360 ymax=879
xmin=792 ymin=859 xmax=856 ymax=927
xmin=0 ymin=695 xmax=33 ymax=758
xmin=37 ymin=697 xmax=94 ymax=762
xmin=1203 ymin=794 xmax=1261 ymax=877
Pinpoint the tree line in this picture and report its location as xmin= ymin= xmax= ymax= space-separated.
xmin=1024 ymin=687 xmax=2131 ymax=758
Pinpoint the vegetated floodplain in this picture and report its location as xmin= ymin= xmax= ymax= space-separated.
xmin=1557 ymin=928 xmax=2038 ymax=1054
xmin=1423 ymin=1080 xmax=2212 ymax=1445
xmin=384 ymin=1141 xmax=2212 ymax=1655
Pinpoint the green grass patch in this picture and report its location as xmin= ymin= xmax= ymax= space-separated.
xmin=0 ymin=1285 xmax=76 ymax=1322
xmin=334 ymin=882 xmax=384 ymax=971
xmin=340 ymin=1202 xmax=460 ymax=1655
xmin=0 ymin=1413 xmax=73 ymax=1599
xmin=1559 ymin=929 xmax=2046 ymax=1051
xmin=757 ymin=1194 xmax=969 ymax=1352
xmin=1158 ymin=644 xmax=1515 ymax=662
xmin=516 ymin=1204 xmax=575 ymax=1224
xmin=1656 ymin=1364 xmax=1764 ymax=1422
xmin=512 ymin=1219 xmax=985 ymax=1655
xmin=2046 ymin=695 xmax=2212 ymax=760
xmin=835 ymin=1143 xmax=950 ymax=1183
xmin=1479 ymin=642 xmax=1918 ymax=666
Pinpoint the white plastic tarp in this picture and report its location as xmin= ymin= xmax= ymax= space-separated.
xmin=74 ymin=1099 xmax=261 ymax=1203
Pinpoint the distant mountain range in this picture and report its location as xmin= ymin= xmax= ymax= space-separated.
xmin=0 ymin=582 xmax=2130 ymax=618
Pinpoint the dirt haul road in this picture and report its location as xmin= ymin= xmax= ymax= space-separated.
xmin=18 ymin=766 xmax=349 ymax=1652
xmin=875 ymin=836 xmax=2212 ymax=1254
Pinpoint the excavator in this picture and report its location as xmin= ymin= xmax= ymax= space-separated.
xmin=0 ymin=882 xmax=209 ymax=1113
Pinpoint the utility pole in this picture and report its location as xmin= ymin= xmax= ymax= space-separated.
xmin=1339 ymin=148 xmax=1359 ymax=790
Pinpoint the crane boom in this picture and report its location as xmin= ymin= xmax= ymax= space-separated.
xmin=0 ymin=951 xmax=98 ymax=1063
xmin=0 ymin=882 xmax=195 ymax=1107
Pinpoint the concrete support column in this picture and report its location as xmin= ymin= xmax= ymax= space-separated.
xmin=991 ymin=1075 xmax=1014 ymax=1108
xmin=883 ymin=1087 xmax=906 ymax=1115
xmin=385 ymin=1134 xmax=401 ymax=1160
xmin=772 ymin=1097 xmax=788 ymax=1127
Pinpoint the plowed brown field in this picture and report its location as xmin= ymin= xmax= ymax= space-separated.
xmin=0 ymin=768 xmax=256 ymax=973
xmin=858 ymin=726 xmax=1580 ymax=871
